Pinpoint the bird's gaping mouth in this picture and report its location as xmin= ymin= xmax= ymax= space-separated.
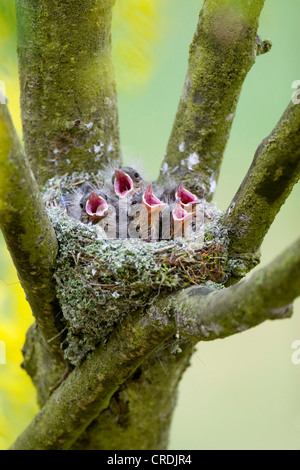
xmin=172 ymin=203 xmax=193 ymax=223
xmin=142 ymin=184 xmax=166 ymax=213
xmin=86 ymin=192 xmax=109 ymax=219
xmin=176 ymin=182 xmax=201 ymax=208
xmin=114 ymin=170 xmax=134 ymax=198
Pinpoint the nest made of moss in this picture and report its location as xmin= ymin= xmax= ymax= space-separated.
xmin=44 ymin=174 xmax=230 ymax=366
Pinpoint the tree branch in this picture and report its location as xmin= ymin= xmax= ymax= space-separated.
xmin=0 ymin=105 xmax=63 ymax=359
xmin=10 ymin=309 xmax=174 ymax=450
xmin=16 ymin=0 xmax=120 ymax=187
xmin=71 ymin=341 xmax=194 ymax=450
xmin=10 ymin=236 xmax=300 ymax=450
xmin=158 ymin=0 xmax=268 ymax=198
xmin=170 ymin=237 xmax=300 ymax=341
xmin=224 ymin=99 xmax=300 ymax=267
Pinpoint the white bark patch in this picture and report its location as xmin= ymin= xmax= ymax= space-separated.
xmin=179 ymin=142 xmax=185 ymax=152
xmin=94 ymin=141 xmax=104 ymax=154
xmin=209 ymin=173 xmax=217 ymax=194
xmin=187 ymin=152 xmax=199 ymax=170
xmin=85 ymin=122 xmax=93 ymax=130
xmin=107 ymin=140 xmax=115 ymax=152
xmin=162 ymin=162 xmax=169 ymax=174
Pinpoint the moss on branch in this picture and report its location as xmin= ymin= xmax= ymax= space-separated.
xmin=159 ymin=0 xmax=267 ymax=197
xmin=71 ymin=341 xmax=194 ymax=450
xmin=16 ymin=0 xmax=120 ymax=187
xmin=10 ymin=306 xmax=175 ymax=450
xmin=0 ymin=105 xmax=63 ymax=361
xmin=224 ymin=99 xmax=300 ymax=267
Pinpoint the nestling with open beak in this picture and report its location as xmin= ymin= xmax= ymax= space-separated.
xmin=160 ymin=181 xmax=201 ymax=213
xmin=65 ymin=182 xmax=117 ymax=226
xmin=160 ymin=198 xmax=194 ymax=240
xmin=127 ymin=184 xmax=166 ymax=240
xmin=79 ymin=191 xmax=109 ymax=224
xmin=171 ymin=200 xmax=193 ymax=239
xmin=112 ymin=167 xmax=146 ymax=198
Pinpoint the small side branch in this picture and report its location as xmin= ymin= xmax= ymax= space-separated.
xmin=171 ymin=237 xmax=300 ymax=341
xmin=159 ymin=0 xmax=267 ymax=197
xmin=0 ymin=105 xmax=62 ymax=358
xmin=224 ymin=99 xmax=300 ymax=264
xmin=16 ymin=0 xmax=120 ymax=187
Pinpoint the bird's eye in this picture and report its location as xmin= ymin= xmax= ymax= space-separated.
xmin=132 ymin=200 xmax=138 ymax=205
xmin=80 ymin=202 xmax=84 ymax=209
xmin=134 ymin=172 xmax=140 ymax=179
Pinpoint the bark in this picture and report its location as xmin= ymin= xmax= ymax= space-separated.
xmin=158 ymin=0 xmax=268 ymax=197
xmin=71 ymin=342 xmax=194 ymax=450
xmin=10 ymin=307 xmax=174 ymax=450
xmin=16 ymin=0 xmax=121 ymax=187
xmin=0 ymin=105 xmax=63 ymax=361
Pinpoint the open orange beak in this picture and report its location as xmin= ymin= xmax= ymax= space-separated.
xmin=86 ymin=192 xmax=109 ymax=220
xmin=175 ymin=182 xmax=201 ymax=209
xmin=172 ymin=200 xmax=193 ymax=224
xmin=114 ymin=169 xmax=134 ymax=198
xmin=142 ymin=184 xmax=167 ymax=214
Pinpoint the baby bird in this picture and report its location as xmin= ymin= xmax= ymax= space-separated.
xmin=160 ymin=182 xmax=201 ymax=213
xmin=112 ymin=167 xmax=147 ymax=198
xmin=65 ymin=182 xmax=93 ymax=221
xmin=160 ymin=199 xmax=193 ymax=240
xmin=171 ymin=200 xmax=193 ymax=239
xmin=79 ymin=191 xmax=109 ymax=224
xmin=65 ymin=182 xmax=117 ymax=226
xmin=127 ymin=184 xmax=166 ymax=240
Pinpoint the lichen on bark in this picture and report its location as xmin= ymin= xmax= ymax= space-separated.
xmin=16 ymin=0 xmax=121 ymax=187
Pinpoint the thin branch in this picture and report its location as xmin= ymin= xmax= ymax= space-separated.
xmin=10 ymin=236 xmax=300 ymax=450
xmin=0 ymin=105 xmax=63 ymax=359
xmin=16 ymin=0 xmax=120 ymax=187
xmin=224 ymin=99 xmax=300 ymax=266
xmin=158 ymin=0 xmax=268 ymax=198
xmin=171 ymin=237 xmax=300 ymax=341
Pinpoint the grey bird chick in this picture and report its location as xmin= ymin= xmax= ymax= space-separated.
xmin=66 ymin=182 xmax=117 ymax=225
xmin=160 ymin=199 xmax=193 ymax=240
xmin=65 ymin=182 xmax=93 ymax=221
xmin=127 ymin=184 xmax=166 ymax=240
xmin=112 ymin=167 xmax=147 ymax=198
xmin=160 ymin=182 xmax=201 ymax=213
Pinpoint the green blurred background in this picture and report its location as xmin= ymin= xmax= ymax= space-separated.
xmin=0 ymin=0 xmax=299 ymax=450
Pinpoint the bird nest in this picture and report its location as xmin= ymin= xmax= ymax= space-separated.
xmin=44 ymin=174 xmax=230 ymax=366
